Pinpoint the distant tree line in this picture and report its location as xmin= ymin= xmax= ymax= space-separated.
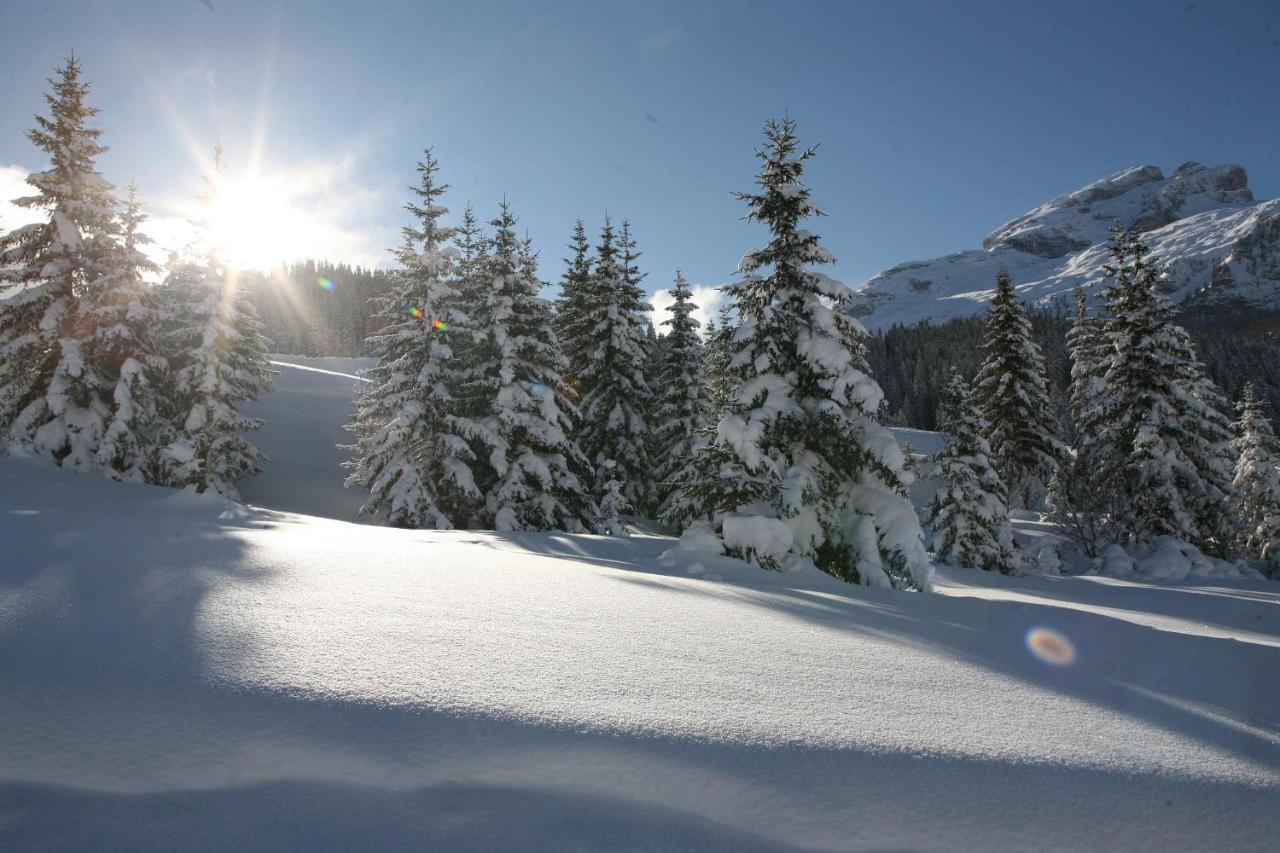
xmin=868 ymin=305 xmax=1280 ymax=436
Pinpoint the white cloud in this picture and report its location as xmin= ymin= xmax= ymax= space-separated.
xmin=650 ymin=283 xmax=726 ymax=337
xmin=0 ymin=164 xmax=38 ymax=233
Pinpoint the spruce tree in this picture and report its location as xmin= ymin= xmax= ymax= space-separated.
xmin=927 ymin=373 xmax=1016 ymax=573
xmin=703 ymin=302 xmax=738 ymax=422
xmin=687 ymin=117 xmax=929 ymax=588
xmin=1049 ymin=284 xmax=1115 ymax=554
xmin=1231 ymin=384 xmax=1280 ymax=564
xmin=162 ymin=148 xmax=274 ymax=498
xmin=90 ymin=182 xmax=172 ymax=481
xmin=462 ymin=201 xmax=594 ymax=531
xmin=973 ymin=269 xmax=1064 ymax=507
xmin=554 ymin=219 xmax=593 ymax=403
xmin=573 ymin=217 xmax=656 ymax=528
xmin=653 ymin=272 xmax=708 ymax=528
xmin=0 ymin=57 xmax=119 ymax=468
xmin=346 ymin=150 xmax=476 ymax=526
xmin=1086 ymin=228 xmax=1235 ymax=549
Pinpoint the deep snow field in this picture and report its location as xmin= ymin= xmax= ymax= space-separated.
xmin=2 ymin=358 xmax=1278 ymax=851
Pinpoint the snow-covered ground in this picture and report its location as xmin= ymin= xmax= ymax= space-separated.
xmin=2 ymin=358 xmax=1278 ymax=851
xmin=237 ymin=357 xmax=374 ymax=523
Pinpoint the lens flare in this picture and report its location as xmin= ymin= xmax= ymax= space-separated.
xmin=317 ymin=276 xmax=335 ymax=292
xmin=408 ymin=306 xmax=424 ymax=319
xmin=1026 ymin=627 xmax=1076 ymax=666
xmin=432 ymin=318 xmax=448 ymax=331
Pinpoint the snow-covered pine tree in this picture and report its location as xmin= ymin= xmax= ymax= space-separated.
xmin=461 ymin=201 xmax=594 ymax=531
xmin=653 ymin=272 xmax=708 ymax=528
xmin=89 ymin=182 xmax=172 ymax=481
xmin=346 ymin=150 xmax=477 ymax=527
xmin=161 ymin=147 xmax=274 ymax=498
xmin=1231 ymin=384 xmax=1280 ymax=564
xmin=1049 ymin=284 xmax=1116 ymax=555
xmin=1066 ymin=284 xmax=1106 ymax=435
xmin=573 ymin=217 xmax=656 ymax=529
xmin=927 ymin=373 xmax=1016 ymax=573
xmin=973 ymin=269 xmax=1064 ymax=506
xmin=703 ymin=301 xmax=738 ymax=422
xmin=1087 ymin=227 xmax=1233 ymax=549
xmin=686 ymin=117 xmax=929 ymax=588
xmin=553 ymin=219 xmax=593 ymax=405
xmin=0 ymin=57 xmax=119 ymax=469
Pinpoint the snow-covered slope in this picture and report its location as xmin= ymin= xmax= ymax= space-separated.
xmin=237 ymin=357 xmax=373 ymax=523
xmin=3 ymin=354 xmax=1279 ymax=850
xmin=853 ymin=161 xmax=1280 ymax=329
xmin=3 ymin=455 xmax=1279 ymax=850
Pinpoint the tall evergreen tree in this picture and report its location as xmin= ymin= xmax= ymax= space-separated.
xmin=460 ymin=201 xmax=594 ymax=531
xmin=653 ymin=272 xmax=708 ymax=528
xmin=973 ymin=269 xmax=1064 ymax=506
xmin=927 ymin=373 xmax=1016 ymax=573
xmin=162 ymin=147 xmax=274 ymax=498
xmin=573 ymin=217 xmax=656 ymax=528
xmin=703 ymin=301 xmax=738 ymax=422
xmin=554 ymin=219 xmax=593 ymax=402
xmin=687 ymin=117 xmax=929 ymax=588
xmin=0 ymin=57 xmax=119 ymax=468
xmin=346 ymin=150 xmax=476 ymax=526
xmin=90 ymin=182 xmax=171 ymax=481
xmin=1231 ymin=384 xmax=1280 ymax=564
xmin=1085 ymin=228 xmax=1235 ymax=550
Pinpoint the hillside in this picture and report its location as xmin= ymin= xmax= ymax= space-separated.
xmin=852 ymin=162 xmax=1280 ymax=329
xmin=2 ymin=358 xmax=1278 ymax=851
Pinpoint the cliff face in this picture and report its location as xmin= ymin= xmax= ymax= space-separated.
xmin=852 ymin=162 xmax=1280 ymax=329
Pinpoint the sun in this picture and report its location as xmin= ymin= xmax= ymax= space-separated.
xmin=204 ymin=174 xmax=319 ymax=271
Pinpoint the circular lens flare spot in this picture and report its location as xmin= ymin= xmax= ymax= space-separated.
xmin=408 ymin=306 xmax=424 ymax=319
xmin=317 ymin=277 xmax=336 ymax=292
xmin=431 ymin=318 xmax=448 ymax=331
xmin=1026 ymin=627 xmax=1075 ymax=666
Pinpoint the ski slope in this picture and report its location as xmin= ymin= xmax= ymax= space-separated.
xmin=2 ymin=357 xmax=1278 ymax=851
xmin=237 ymin=357 xmax=374 ymax=523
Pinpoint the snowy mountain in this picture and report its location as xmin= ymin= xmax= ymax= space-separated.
xmin=852 ymin=161 xmax=1280 ymax=328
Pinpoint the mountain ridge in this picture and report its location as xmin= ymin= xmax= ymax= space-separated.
xmin=852 ymin=161 xmax=1280 ymax=329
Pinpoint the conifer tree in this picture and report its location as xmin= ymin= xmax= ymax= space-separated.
xmin=927 ymin=373 xmax=1016 ymax=573
xmin=461 ymin=201 xmax=594 ymax=531
xmin=703 ymin=302 xmax=738 ymax=422
xmin=1085 ymin=228 xmax=1235 ymax=549
xmin=573 ymin=217 xmax=656 ymax=528
xmin=687 ymin=117 xmax=929 ymax=588
xmin=973 ymin=269 xmax=1064 ymax=506
xmin=653 ymin=272 xmax=708 ymax=527
xmin=162 ymin=147 xmax=274 ymax=498
xmin=91 ymin=182 xmax=171 ymax=481
xmin=1231 ymin=384 xmax=1280 ymax=564
xmin=554 ymin=219 xmax=593 ymax=401
xmin=1050 ymin=284 xmax=1114 ymax=554
xmin=0 ymin=57 xmax=119 ymax=467
xmin=346 ymin=150 xmax=476 ymax=526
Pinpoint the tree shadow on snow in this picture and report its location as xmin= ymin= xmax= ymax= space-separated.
xmin=0 ymin=460 xmax=282 ymax=686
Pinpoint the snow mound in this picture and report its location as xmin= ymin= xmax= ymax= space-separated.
xmin=1094 ymin=538 xmax=1265 ymax=582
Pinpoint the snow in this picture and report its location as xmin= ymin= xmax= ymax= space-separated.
xmin=2 ymin=359 xmax=1279 ymax=851
xmin=237 ymin=357 xmax=373 ymax=523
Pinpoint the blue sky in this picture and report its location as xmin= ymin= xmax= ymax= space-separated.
xmin=1 ymin=0 xmax=1278 ymax=315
